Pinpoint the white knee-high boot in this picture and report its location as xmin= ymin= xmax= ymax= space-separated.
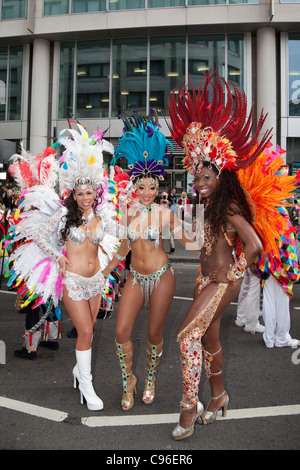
xmin=75 ymin=349 xmax=103 ymax=411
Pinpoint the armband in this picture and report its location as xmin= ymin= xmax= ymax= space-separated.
xmin=114 ymin=253 xmax=125 ymax=261
xmin=226 ymin=253 xmax=247 ymax=281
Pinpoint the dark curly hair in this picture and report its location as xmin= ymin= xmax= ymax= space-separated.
xmin=60 ymin=186 xmax=103 ymax=243
xmin=195 ymin=163 xmax=253 ymax=238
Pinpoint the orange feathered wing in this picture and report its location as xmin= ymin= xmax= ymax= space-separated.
xmin=237 ymin=146 xmax=297 ymax=259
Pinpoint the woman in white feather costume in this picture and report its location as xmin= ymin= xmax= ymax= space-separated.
xmin=8 ymin=124 xmax=120 ymax=411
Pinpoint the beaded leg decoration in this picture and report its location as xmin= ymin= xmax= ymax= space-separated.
xmin=202 ymin=346 xmax=230 ymax=424
xmin=178 ymin=283 xmax=228 ymax=410
xmin=203 ymin=346 xmax=223 ymax=380
xmin=142 ymin=340 xmax=163 ymax=405
xmin=116 ymin=339 xmax=137 ymax=411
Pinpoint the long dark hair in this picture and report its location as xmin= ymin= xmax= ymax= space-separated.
xmin=198 ymin=163 xmax=253 ymax=238
xmin=60 ymin=186 xmax=103 ymax=243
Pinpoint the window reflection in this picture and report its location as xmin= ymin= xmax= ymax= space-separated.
xmin=0 ymin=46 xmax=23 ymax=121
xmin=76 ymin=41 xmax=110 ymax=118
xmin=109 ymin=0 xmax=145 ymax=10
xmin=72 ymin=0 xmax=106 ymax=12
xmin=58 ymin=35 xmax=244 ymax=119
xmin=0 ymin=48 xmax=8 ymax=121
xmin=59 ymin=43 xmax=74 ymax=119
xmin=288 ymin=33 xmax=300 ymax=117
xmin=188 ymin=35 xmax=226 ymax=90
xmin=8 ymin=46 xmax=23 ymax=120
xmin=112 ymin=38 xmax=147 ymax=117
xmin=44 ymin=0 xmax=69 ymax=15
xmin=1 ymin=0 xmax=26 ymax=19
xmin=150 ymin=36 xmax=185 ymax=115
xmin=148 ymin=0 xmax=185 ymax=6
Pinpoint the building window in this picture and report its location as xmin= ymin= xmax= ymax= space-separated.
xmin=227 ymin=34 xmax=244 ymax=89
xmin=148 ymin=0 xmax=185 ymax=6
xmin=288 ymin=33 xmax=300 ymax=117
xmin=72 ymin=0 xmax=106 ymax=12
xmin=287 ymin=138 xmax=300 ymax=169
xmin=150 ymin=36 xmax=185 ymax=116
xmin=188 ymin=0 xmax=257 ymax=3
xmin=44 ymin=0 xmax=69 ymax=15
xmin=0 ymin=45 xmax=23 ymax=121
xmin=57 ymin=34 xmax=245 ymax=119
xmin=188 ymin=35 xmax=226 ymax=88
xmin=1 ymin=0 xmax=26 ymax=19
xmin=108 ymin=0 xmax=145 ymax=10
xmin=188 ymin=0 xmax=226 ymax=5
xmin=59 ymin=42 xmax=74 ymax=118
xmin=59 ymin=41 xmax=110 ymax=119
xmin=112 ymin=38 xmax=147 ymax=117
xmin=76 ymin=41 xmax=110 ymax=118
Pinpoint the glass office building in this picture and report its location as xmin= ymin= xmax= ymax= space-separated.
xmin=0 ymin=0 xmax=300 ymax=191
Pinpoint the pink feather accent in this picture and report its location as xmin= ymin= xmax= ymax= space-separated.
xmin=39 ymin=263 xmax=51 ymax=285
xmin=55 ymin=275 xmax=64 ymax=298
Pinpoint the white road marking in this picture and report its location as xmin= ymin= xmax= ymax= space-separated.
xmin=0 ymin=289 xmax=16 ymax=295
xmin=0 ymin=396 xmax=68 ymax=422
xmin=81 ymin=404 xmax=300 ymax=428
xmin=1 ymin=396 xmax=299 ymax=427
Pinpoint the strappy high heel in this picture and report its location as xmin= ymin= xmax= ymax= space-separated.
xmin=142 ymin=340 xmax=163 ymax=405
xmin=121 ymin=374 xmax=137 ymax=411
xmin=172 ymin=401 xmax=206 ymax=440
xmin=116 ymin=339 xmax=137 ymax=411
xmin=199 ymin=390 xmax=229 ymax=425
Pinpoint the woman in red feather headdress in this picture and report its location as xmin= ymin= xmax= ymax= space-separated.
xmin=167 ymin=72 xmax=298 ymax=440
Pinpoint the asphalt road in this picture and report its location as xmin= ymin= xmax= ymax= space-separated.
xmin=0 ymin=258 xmax=299 ymax=453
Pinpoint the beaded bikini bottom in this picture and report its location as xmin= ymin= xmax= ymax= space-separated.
xmin=130 ymin=261 xmax=174 ymax=303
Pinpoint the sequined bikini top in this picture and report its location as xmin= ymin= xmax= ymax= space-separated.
xmin=67 ymin=210 xmax=104 ymax=245
xmin=68 ymin=225 xmax=104 ymax=245
xmin=127 ymin=203 xmax=161 ymax=243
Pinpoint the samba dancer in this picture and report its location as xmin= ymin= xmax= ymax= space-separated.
xmin=167 ymin=72 xmax=298 ymax=439
xmin=103 ymin=113 xmax=199 ymax=411
xmin=8 ymin=125 xmax=119 ymax=410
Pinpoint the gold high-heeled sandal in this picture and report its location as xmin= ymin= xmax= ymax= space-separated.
xmin=116 ymin=339 xmax=137 ymax=411
xmin=201 ymin=390 xmax=229 ymax=425
xmin=142 ymin=340 xmax=163 ymax=405
xmin=121 ymin=374 xmax=137 ymax=411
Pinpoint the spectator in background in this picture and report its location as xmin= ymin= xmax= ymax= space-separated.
xmin=168 ymin=188 xmax=177 ymax=253
xmin=178 ymin=191 xmax=191 ymax=221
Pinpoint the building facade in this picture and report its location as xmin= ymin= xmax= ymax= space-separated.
xmin=0 ymin=0 xmax=300 ymax=192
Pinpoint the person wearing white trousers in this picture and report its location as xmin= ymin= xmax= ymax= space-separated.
xmin=235 ymin=268 xmax=265 ymax=334
xmin=262 ymin=275 xmax=299 ymax=348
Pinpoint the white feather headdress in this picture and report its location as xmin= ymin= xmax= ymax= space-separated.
xmin=57 ymin=124 xmax=114 ymax=195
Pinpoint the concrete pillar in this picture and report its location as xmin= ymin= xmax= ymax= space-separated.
xmin=30 ymin=39 xmax=50 ymax=154
xmin=256 ymin=27 xmax=277 ymax=147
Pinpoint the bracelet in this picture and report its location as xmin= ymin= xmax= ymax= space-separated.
xmin=115 ymin=253 xmax=125 ymax=261
xmin=226 ymin=253 xmax=247 ymax=281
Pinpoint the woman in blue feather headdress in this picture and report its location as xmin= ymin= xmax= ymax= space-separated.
xmin=104 ymin=111 xmax=199 ymax=411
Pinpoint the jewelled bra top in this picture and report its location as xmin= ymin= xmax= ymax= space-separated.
xmin=127 ymin=203 xmax=161 ymax=243
xmin=67 ymin=210 xmax=104 ymax=245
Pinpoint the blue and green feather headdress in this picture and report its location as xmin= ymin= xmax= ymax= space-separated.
xmin=113 ymin=112 xmax=173 ymax=181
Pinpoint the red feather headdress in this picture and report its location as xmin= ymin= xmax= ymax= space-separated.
xmin=167 ymin=72 xmax=272 ymax=175
xmin=9 ymin=144 xmax=58 ymax=189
